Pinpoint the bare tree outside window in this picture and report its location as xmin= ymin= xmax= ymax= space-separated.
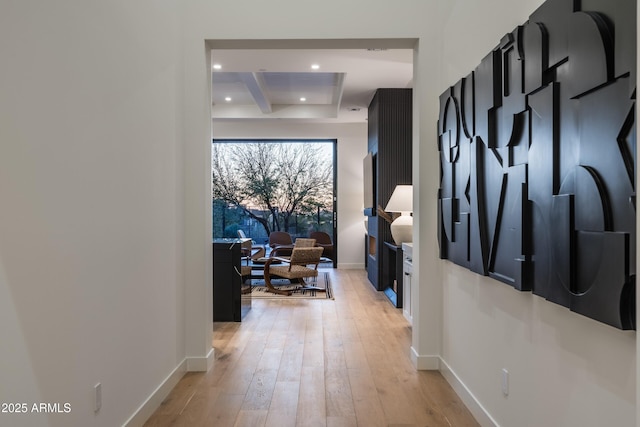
xmin=212 ymin=141 xmax=333 ymax=239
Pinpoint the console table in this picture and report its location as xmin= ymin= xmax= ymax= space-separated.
xmin=213 ymin=239 xmax=251 ymax=321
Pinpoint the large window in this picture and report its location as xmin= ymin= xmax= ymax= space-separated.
xmin=212 ymin=139 xmax=336 ymax=247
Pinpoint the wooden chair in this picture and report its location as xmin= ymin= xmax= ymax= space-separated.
xmin=263 ymin=246 xmax=325 ymax=295
xmin=237 ymin=230 xmax=265 ymax=260
xmin=271 ymin=237 xmax=316 ymax=257
xmin=293 ymin=238 xmax=316 ymax=248
xmin=237 ymin=230 xmax=265 ymax=284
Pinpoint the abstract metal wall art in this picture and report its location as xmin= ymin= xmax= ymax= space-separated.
xmin=437 ymin=0 xmax=636 ymax=329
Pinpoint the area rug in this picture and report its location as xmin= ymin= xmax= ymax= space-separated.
xmin=249 ymin=272 xmax=333 ymax=300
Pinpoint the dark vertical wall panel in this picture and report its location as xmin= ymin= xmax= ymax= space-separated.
xmin=366 ymin=89 xmax=412 ymax=290
xmin=437 ymin=0 xmax=636 ymax=329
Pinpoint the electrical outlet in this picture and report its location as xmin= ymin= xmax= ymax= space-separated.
xmin=501 ymin=369 xmax=509 ymax=396
xmin=94 ymin=383 xmax=102 ymax=412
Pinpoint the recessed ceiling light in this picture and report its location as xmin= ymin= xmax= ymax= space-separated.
xmin=213 ymin=64 xmax=222 ymax=70
xmin=300 ymin=97 xmax=307 ymax=102
xmin=225 ymin=97 xmax=232 ymax=102
xmin=311 ymin=64 xmax=320 ymax=70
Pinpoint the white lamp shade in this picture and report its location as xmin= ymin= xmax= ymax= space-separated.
xmin=385 ymin=184 xmax=413 ymax=214
xmin=385 ymin=185 xmax=413 ymax=245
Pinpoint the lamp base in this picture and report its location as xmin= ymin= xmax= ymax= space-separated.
xmin=390 ymin=214 xmax=413 ymax=245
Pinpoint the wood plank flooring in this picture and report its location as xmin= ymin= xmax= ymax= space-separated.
xmin=144 ymin=268 xmax=479 ymax=427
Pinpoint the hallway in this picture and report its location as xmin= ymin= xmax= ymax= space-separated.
xmin=144 ymin=268 xmax=478 ymax=426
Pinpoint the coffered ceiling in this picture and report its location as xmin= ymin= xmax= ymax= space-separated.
xmin=211 ymin=48 xmax=413 ymax=123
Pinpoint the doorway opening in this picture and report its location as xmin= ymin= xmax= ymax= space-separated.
xmin=208 ymin=40 xmax=415 ymax=270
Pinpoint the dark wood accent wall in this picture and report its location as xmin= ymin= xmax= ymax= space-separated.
xmin=366 ymin=88 xmax=413 ymax=290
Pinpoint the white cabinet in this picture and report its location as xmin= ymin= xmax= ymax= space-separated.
xmin=401 ymin=243 xmax=413 ymax=324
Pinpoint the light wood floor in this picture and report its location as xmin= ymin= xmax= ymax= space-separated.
xmin=144 ymin=268 xmax=479 ymax=427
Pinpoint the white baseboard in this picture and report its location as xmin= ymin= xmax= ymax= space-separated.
xmin=337 ymin=263 xmax=365 ymax=269
xmin=123 ymin=348 xmax=215 ymax=427
xmin=123 ymin=358 xmax=188 ymax=427
xmin=439 ymin=359 xmax=498 ymax=427
xmin=402 ymin=309 xmax=412 ymax=325
xmin=410 ymin=347 xmax=440 ymax=370
xmin=187 ymin=347 xmax=215 ymax=372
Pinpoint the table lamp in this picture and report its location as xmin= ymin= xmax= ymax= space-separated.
xmin=385 ymin=184 xmax=413 ymax=245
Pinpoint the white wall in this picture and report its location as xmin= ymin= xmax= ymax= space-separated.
xmin=212 ymin=121 xmax=368 ymax=269
xmin=0 ymin=1 xmax=186 ymax=426
xmin=442 ymin=264 xmax=635 ymax=427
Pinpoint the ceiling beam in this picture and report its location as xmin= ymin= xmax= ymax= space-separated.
xmin=212 ymin=104 xmax=338 ymax=120
xmin=332 ymin=73 xmax=346 ymax=117
xmin=239 ymin=72 xmax=272 ymax=113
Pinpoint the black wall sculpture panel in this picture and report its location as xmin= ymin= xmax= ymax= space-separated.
xmin=437 ymin=0 xmax=636 ymax=329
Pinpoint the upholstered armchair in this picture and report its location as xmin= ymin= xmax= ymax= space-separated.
xmin=309 ymin=231 xmax=334 ymax=263
xmin=268 ymin=231 xmax=294 ymax=257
